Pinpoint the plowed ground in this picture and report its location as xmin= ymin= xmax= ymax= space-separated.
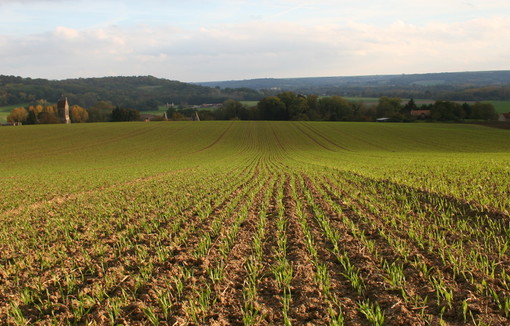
xmin=1 ymin=121 xmax=509 ymax=325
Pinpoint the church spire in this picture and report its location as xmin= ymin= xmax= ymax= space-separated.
xmin=57 ymin=95 xmax=71 ymax=124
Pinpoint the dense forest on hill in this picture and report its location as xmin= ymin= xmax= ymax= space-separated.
xmin=2 ymin=72 xmax=510 ymax=119
xmin=0 ymin=75 xmax=261 ymax=110
xmin=197 ymin=71 xmax=510 ymax=101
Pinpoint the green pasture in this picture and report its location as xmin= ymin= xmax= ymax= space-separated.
xmin=344 ymin=97 xmax=380 ymax=104
xmin=0 ymin=103 xmax=30 ymax=123
xmin=0 ymin=112 xmax=7 ymax=124
xmin=339 ymin=97 xmax=435 ymax=107
xmin=142 ymin=109 xmax=167 ymax=116
xmin=345 ymin=97 xmax=510 ymax=113
xmin=0 ymin=105 xmax=17 ymax=123
xmin=484 ymin=100 xmax=510 ymax=113
xmin=325 ymin=96 xmax=510 ymax=113
xmin=148 ymin=98 xmax=510 ymax=114
xmin=240 ymin=100 xmax=259 ymax=107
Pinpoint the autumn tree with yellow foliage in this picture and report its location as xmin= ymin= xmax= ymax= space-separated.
xmin=70 ymin=105 xmax=89 ymax=123
xmin=7 ymin=107 xmax=28 ymax=125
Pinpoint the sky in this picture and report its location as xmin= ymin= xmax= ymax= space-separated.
xmin=0 ymin=0 xmax=509 ymax=82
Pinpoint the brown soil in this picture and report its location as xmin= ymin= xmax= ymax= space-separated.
xmin=472 ymin=121 xmax=510 ymax=130
xmin=1 ymin=161 xmax=508 ymax=325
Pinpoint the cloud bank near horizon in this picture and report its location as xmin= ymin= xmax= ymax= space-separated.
xmin=1 ymin=1 xmax=509 ymax=82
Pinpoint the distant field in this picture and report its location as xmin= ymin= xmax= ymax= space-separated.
xmin=0 ymin=105 xmax=15 ymax=123
xmin=344 ymin=97 xmax=436 ymax=106
xmin=346 ymin=97 xmax=510 ymax=113
xmin=485 ymin=100 xmax=510 ymax=113
xmin=344 ymin=97 xmax=380 ymax=104
xmin=240 ymin=100 xmax=258 ymax=107
xmin=0 ymin=104 xmax=29 ymax=123
xmin=156 ymin=105 xmax=171 ymax=112
xmin=1 ymin=121 xmax=509 ymax=325
xmin=143 ymin=109 xmax=167 ymax=116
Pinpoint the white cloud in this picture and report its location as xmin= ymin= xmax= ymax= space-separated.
xmin=55 ymin=26 xmax=79 ymax=40
xmin=1 ymin=11 xmax=509 ymax=81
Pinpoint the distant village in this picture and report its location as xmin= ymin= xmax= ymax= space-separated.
xmin=3 ymin=93 xmax=510 ymax=126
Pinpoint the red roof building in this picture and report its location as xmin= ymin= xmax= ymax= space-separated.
xmin=410 ymin=110 xmax=431 ymax=119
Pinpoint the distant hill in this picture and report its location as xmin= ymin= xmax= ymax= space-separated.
xmin=0 ymin=75 xmax=261 ymax=110
xmin=196 ymin=71 xmax=510 ymax=89
xmin=195 ymin=70 xmax=510 ymax=101
xmin=2 ymin=71 xmax=510 ymax=112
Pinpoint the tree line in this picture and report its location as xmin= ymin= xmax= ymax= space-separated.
xmin=7 ymin=92 xmax=498 ymax=125
xmin=3 ymin=74 xmax=509 ymax=114
xmin=0 ymin=75 xmax=261 ymax=110
xmin=7 ymin=102 xmax=89 ymax=125
xmin=6 ymin=100 xmax=144 ymax=125
xmin=168 ymin=93 xmax=498 ymax=122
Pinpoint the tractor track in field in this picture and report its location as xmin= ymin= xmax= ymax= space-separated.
xmin=271 ymin=126 xmax=288 ymax=154
xmin=293 ymin=123 xmax=336 ymax=152
xmin=0 ymin=166 xmax=199 ymax=222
xmin=194 ymin=121 xmax=234 ymax=153
xmin=300 ymin=122 xmax=352 ymax=151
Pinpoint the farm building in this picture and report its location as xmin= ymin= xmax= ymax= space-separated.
xmin=140 ymin=113 xmax=169 ymax=122
xmin=411 ymin=109 xmax=431 ymax=119
xmin=498 ymin=113 xmax=510 ymax=122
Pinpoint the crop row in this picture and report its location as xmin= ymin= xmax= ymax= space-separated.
xmin=1 ymin=121 xmax=509 ymax=325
